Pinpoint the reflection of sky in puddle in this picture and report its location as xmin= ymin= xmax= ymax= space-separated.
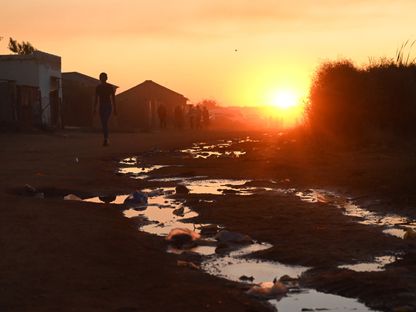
xmin=120 ymin=188 xmax=206 ymax=236
xmin=115 ymin=149 xmax=388 ymax=312
xmin=339 ymin=255 xmax=399 ymax=272
xmin=202 ymin=255 xmax=307 ymax=284
xmin=296 ymin=189 xmax=416 ymax=239
xmin=180 ymin=140 xmax=247 ymax=159
xmin=184 ymin=179 xmax=250 ymax=195
xmin=118 ymin=165 xmax=167 ymax=179
xmin=383 ymin=227 xmax=407 ymax=239
xmin=119 ymin=157 xmax=138 ymax=165
xmin=272 ymin=289 xmax=379 ymax=312
xmin=148 ymin=176 xmax=208 ymax=182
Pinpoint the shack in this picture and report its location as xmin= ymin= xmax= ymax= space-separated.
xmin=0 ymin=51 xmax=62 ymax=129
xmin=116 ymin=80 xmax=188 ymax=130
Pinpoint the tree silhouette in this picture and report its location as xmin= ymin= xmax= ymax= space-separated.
xmin=8 ymin=37 xmax=35 ymax=55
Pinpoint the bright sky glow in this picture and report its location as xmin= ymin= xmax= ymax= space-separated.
xmin=1 ymin=0 xmax=415 ymax=107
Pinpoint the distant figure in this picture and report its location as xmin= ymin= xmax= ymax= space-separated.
xmin=202 ymin=106 xmax=210 ymax=128
xmin=174 ymin=105 xmax=184 ymax=129
xmin=95 ymin=72 xmax=116 ymax=146
xmin=157 ymin=104 xmax=167 ymax=129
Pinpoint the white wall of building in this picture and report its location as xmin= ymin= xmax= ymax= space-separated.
xmin=0 ymin=51 xmax=62 ymax=126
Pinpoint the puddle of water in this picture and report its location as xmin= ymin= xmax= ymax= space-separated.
xmin=202 ymin=255 xmax=307 ymax=284
xmin=117 ymin=188 xmax=208 ymax=237
xmin=119 ymin=157 xmax=138 ymax=165
xmin=383 ymin=227 xmax=407 ymax=239
xmin=148 ymin=176 xmax=208 ymax=182
xmin=118 ymin=165 xmax=167 ymax=179
xmin=296 ymin=189 xmax=416 ymax=240
xmin=338 ymin=255 xmax=399 ymax=272
xmin=115 ymin=148 xmax=385 ymax=312
xmin=272 ymin=289 xmax=379 ymax=312
xmin=184 ymin=179 xmax=250 ymax=195
xmin=180 ymin=140 xmax=247 ymax=159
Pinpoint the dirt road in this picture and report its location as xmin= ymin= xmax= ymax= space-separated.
xmin=1 ymin=130 xmax=415 ymax=311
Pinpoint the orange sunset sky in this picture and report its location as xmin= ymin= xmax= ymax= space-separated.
xmin=1 ymin=0 xmax=415 ymax=107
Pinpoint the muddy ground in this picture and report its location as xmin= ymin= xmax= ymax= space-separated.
xmin=1 ymin=130 xmax=416 ymax=312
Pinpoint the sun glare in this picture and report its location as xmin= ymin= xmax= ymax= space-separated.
xmin=271 ymin=89 xmax=299 ymax=109
xmin=263 ymin=87 xmax=306 ymax=127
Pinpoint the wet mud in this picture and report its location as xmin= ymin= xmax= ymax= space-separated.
xmin=4 ymin=131 xmax=416 ymax=311
xmin=78 ymin=135 xmax=416 ymax=311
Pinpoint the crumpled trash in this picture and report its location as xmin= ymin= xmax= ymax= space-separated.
xmin=166 ymin=228 xmax=200 ymax=248
xmin=23 ymin=184 xmax=44 ymax=198
xmin=98 ymin=195 xmax=117 ymax=204
xmin=24 ymin=184 xmax=37 ymax=195
xmin=64 ymin=194 xmax=82 ymax=201
xmin=172 ymin=207 xmax=185 ymax=216
xmin=123 ymin=191 xmax=148 ymax=207
xmin=199 ymin=224 xmax=220 ymax=236
xmin=404 ymin=228 xmax=416 ymax=240
xmin=246 ymin=278 xmax=288 ymax=299
xmin=239 ymin=275 xmax=255 ymax=282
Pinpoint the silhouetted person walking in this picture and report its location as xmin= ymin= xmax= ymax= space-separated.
xmin=95 ymin=72 xmax=116 ymax=146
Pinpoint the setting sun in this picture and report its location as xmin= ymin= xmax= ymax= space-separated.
xmin=271 ymin=89 xmax=299 ymax=109
xmin=262 ymin=87 xmax=306 ymax=127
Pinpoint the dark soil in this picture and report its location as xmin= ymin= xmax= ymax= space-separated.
xmin=1 ymin=130 xmax=416 ymax=311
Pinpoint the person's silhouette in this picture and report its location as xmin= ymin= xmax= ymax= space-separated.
xmin=94 ymin=72 xmax=116 ymax=146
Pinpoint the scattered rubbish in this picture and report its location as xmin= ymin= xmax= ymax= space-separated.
xmin=172 ymin=207 xmax=185 ymax=217
xmin=22 ymin=184 xmax=45 ymax=198
xmin=24 ymin=184 xmax=37 ymax=195
xmin=115 ymin=142 xmax=387 ymax=311
xmin=175 ymin=184 xmax=190 ymax=194
xmin=239 ymin=275 xmax=255 ymax=282
xmin=166 ymin=228 xmax=201 ymax=248
xmin=404 ymin=228 xmax=416 ymax=240
xmin=246 ymin=278 xmax=288 ymax=299
xmin=98 ymin=195 xmax=117 ymax=203
xmin=123 ymin=191 xmax=148 ymax=207
xmin=64 ymin=194 xmax=82 ymax=201
xmin=199 ymin=224 xmax=221 ymax=236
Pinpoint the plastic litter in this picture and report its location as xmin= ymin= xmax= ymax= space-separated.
xmin=64 ymin=194 xmax=82 ymax=201
xmin=123 ymin=191 xmax=148 ymax=207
